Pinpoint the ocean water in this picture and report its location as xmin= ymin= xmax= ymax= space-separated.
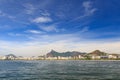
xmin=0 ymin=60 xmax=120 ymax=80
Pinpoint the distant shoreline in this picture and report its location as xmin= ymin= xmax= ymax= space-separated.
xmin=1 ymin=59 xmax=120 ymax=61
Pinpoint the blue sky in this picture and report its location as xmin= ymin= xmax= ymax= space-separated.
xmin=0 ymin=0 xmax=120 ymax=56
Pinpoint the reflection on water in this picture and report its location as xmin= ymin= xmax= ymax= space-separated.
xmin=0 ymin=60 xmax=120 ymax=80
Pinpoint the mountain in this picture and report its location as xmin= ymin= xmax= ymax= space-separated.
xmin=88 ymin=50 xmax=107 ymax=56
xmin=5 ymin=54 xmax=17 ymax=58
xmin=46 ymin=50 xmax=86 ymax=57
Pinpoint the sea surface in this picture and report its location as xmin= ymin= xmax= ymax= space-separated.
xmin=0 ymin=60 xmax=120 ymax=80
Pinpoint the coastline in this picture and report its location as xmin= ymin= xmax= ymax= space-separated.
xmin=1 ymin=59 xmax=120 ymax=61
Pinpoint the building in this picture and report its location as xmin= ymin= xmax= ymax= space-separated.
xmin=108 ymin=54 xmax=119 ymax=59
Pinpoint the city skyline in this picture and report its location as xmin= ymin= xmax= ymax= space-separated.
xmin=0 ymin=0 xmax=120 ymax=56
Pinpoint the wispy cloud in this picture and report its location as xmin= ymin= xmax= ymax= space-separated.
xmin=23 ymin=3 xmax=36 ymax=15
xmin=32 ymin=16 xmax=52 ymax=23
xmin=27 ymin=32 xmax=80 ymax=43
xmin=0 ymin=25 xmax=11 ymax=30
xmin=73 ymin=1 xmax=97 ymax=21
xmin=8 ymin=33 xmax=23 ymax=37
xmin=83 ymin=1 xmax=97 ymax=16
xmin=25 ymin=30 xmax=45 ymax=34
xmin=80 ymin=26 xmax=89 ymax=33
xmin=40 ymin=10 xmax=50 ymax=16
xmin=39 ymin=25 xmax=59 ymax=32
xmin=0 ymin=10 xmax=30 ymax=25
xmin=23 ymin=0 xmax=52 ymax=15
xmin=0 ymin=10 xmax=15 ymax=19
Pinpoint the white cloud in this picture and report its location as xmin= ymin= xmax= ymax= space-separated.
xmin=39 ymin=25 xmax=58 ymax=32
xmin=32 ymin=17 xmax=52 ymax=23
xmin=26 ymin=30 xmax=44 ymax=34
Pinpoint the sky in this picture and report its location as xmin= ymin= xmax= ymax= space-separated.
xmin=0 ymin=0 xmax=120 ymax=56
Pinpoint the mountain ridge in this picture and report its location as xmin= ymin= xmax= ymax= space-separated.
xmin=47 ymin=50 xmax=86 ymax=57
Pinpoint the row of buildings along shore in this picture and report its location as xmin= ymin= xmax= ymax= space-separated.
xmin=0 ymin=50 xmax=120 ymax=60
